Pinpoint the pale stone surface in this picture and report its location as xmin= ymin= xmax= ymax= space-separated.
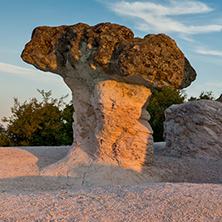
xmin=0 ymin=145 xmax=221 ymax=191
xmin=1 ymin=183 xmax=222 ymax=222
xmin=0 ymin=148 xmax=39 ymax=178
xmin=164 ymin=100 xmax=222 ymax=158
xmin=92 ymin=80 xmax=153 ymax=167
xmin=21 ymin=22 xmax=196 ymax=177
xmin=64 ymin=78 xmax=153 ymax=170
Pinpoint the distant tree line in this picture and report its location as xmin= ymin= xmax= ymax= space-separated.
xmin=0 ymin=88 xmax=219 ymax=146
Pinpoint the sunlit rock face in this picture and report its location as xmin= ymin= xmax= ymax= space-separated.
xmin=21 ymin=22 xmax=196 ymax=172
xmin=164 ymin=100 xmax=222 ymax=159
xmin=64 ymin=77 xmax=152 ymax=168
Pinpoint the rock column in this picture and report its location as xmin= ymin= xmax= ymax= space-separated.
xmin=64 ymin=76 xmax=153 ymax=168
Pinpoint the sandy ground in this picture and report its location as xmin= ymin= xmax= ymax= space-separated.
xmin=0 ymin=183 xmax=221 ymax=221
xmin=0 ymin=143 xmax=221 ymax=221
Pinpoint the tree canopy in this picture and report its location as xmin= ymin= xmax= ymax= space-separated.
xmin=1 ymin=90 xmax=73 ymax=146
xmin=188 ymin=91 xmax=215 ymax=101
xmin=147 ymin=88 xmax=186 ymax=142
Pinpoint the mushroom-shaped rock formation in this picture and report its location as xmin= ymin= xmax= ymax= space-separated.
xmin=21 ymin=22 xmax=196 ymax=179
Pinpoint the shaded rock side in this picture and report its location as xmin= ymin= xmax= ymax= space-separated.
xmin=21 ymin=22 xmax=197 ymax=174
xmin=164 ymin=100 xmax=222 ymax=159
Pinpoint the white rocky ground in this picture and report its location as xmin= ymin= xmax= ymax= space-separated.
xmin=0 ymin=183 xmax=221 ymax=221
xmin=0 ymin=143 xmax=221 ymax=221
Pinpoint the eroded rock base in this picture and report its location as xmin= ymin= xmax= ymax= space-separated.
xmin=39 ymin=79 xmax=154 ymax=181
xmin=1 ymin=144 xmax=221 ymax=193
xmin=40 ymin=146 xmax=160 ymax=188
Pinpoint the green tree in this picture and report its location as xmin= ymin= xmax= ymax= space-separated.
xmin=60 ymin=103 xmax=74 ymax=145
xmin=2 ymin=90 xmax=73 ymax=146
xmin=147 ymin=87 xmax=186 ymax=142
xmin=188 ymin=91 xmax=214 ymax=101
xmin=0 ymin=124 xmax=13 ymax=147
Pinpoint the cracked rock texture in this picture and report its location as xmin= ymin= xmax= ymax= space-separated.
xmin=164 ymin=100 xmax=222 ymax=159
xmin=21 ymin=22 xmax=196 ymax=177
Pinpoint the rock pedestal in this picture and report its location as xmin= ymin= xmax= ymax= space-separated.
xmin=21 ymin=22 xmax=196 ymax=176
xmin=66 ymin=77 xmax=153 ymax=168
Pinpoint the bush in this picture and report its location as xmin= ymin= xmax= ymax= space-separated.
xmin=0 ymin=124 xmax=13 ymax=147
xmin=188 ymin=91 xmax=215 ymax=101
xmin=1 ymin=90 xmax=74 ymax=146
xmin=147 ymin=88 xmax=186 ymax=142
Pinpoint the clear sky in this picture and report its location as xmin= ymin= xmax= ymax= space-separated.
xmin=0 ymin=0 xmax=222 ymax=125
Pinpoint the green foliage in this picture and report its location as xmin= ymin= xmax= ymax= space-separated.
xmin=147 ymin=87 xmax=186 ymax=142
xmin=188 ymin=91 xmax=214 ymax=101
xmin=60 ymin=103 xmax=74 ymax=145
xmin=0 ymin=124 xmax=13 ymax=147
xmin=1 ymin=90 xmax=74 ymax=146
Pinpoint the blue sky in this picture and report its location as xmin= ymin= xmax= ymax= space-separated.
xmin=0 ymin=0 xmax=222 ymax=125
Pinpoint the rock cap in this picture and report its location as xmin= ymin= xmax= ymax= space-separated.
xmin=21 ymin=22 xmax=196 ymax=89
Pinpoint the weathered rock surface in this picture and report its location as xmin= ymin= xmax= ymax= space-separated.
xmin=21 ymin=22 xmax=196 ymax=175
xmin=0 ymin=148 xmax=39 ymax=178
xmin=22 ymin=23 xmax=196 ymax=89
xmin=164 ymin=100 xmax=222 ymax=159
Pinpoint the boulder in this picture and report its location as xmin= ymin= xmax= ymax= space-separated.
xmin=164 ymin=100 xmax=222 ymax=159
xmin=0 ymin=148 xmax=39 ymax=178
xmin=21 ymin=22 xmax=196 ymax=176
